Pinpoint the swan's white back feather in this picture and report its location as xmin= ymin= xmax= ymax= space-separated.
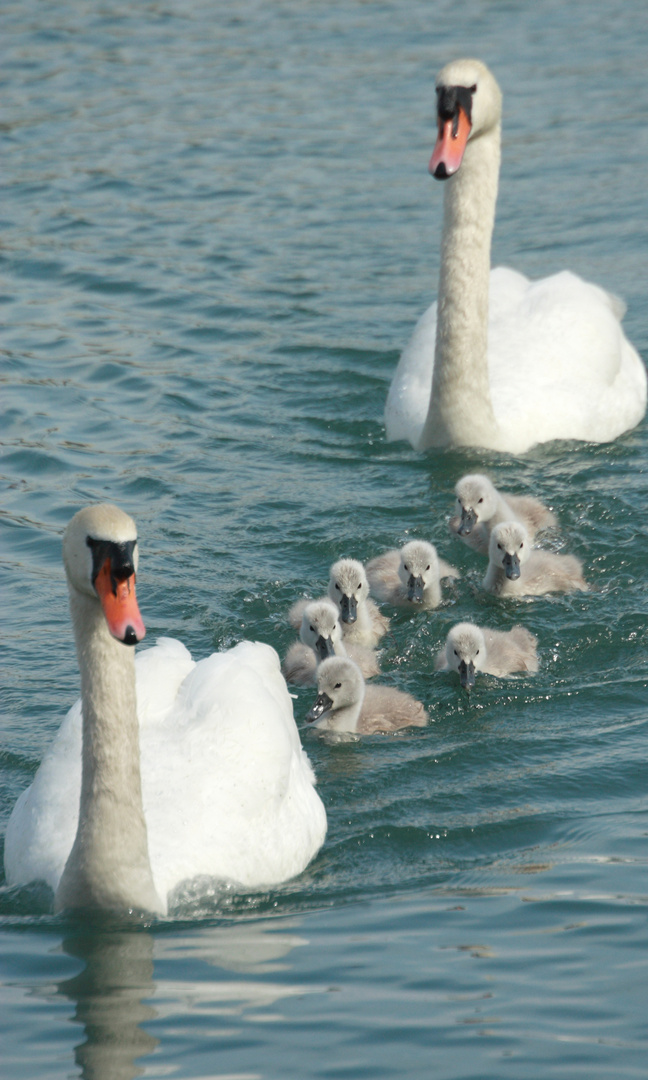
xmin=386 ymin=266 xmax=646 ymax=452
xmin=5 ymin=638 xmax=326 ymax=909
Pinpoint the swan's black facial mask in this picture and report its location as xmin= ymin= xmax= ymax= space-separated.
xmin=86 ymin=537 xmax=137 ymax=592
xmin=436 ymin=83 xmax=476 ymax=133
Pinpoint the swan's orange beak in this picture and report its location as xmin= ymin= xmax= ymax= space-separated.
xmin=94 ymin=558 xmax=146 ymax=645
xmin=429 ymin=106 xmax=472 ymax=180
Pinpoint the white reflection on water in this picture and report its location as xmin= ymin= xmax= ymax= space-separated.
xmin=53 ymin=917 xmax=321 ymax=1080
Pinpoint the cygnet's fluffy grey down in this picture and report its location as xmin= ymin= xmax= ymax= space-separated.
xmin=289 ymin=558 xmax=389 ymax=648
xmin=484 ymin=522 xmax=587 ymax=597
xmin=450 ymin=473 xmax=557 ymax=555
xmin=307 ymin=657 xmax=427 ymax=734
xmin=365 ymin=539 xmax=459 ymax=609
xmin=282 ymin=599 xmax=380 ymax=686
xmin=436 ymin=621 xmax=539 ymax=688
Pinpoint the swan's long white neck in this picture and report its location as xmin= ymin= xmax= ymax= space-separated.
xmin=54 ymin=586 xmax=163 ymax=914
xmin=420 ymin=123 xmax=501 ymax=448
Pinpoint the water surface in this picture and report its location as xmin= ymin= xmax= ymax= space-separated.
xmin=1 ymin=1 xmax=647 ymax=1077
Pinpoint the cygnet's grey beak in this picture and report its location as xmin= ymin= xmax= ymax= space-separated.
xmin=458 ymin=506 xmax=478 ymax=536
xmin=339 ymin=593 xmax=357 ymax=623
xmin=458 ymin=659 xmax=476 ymax=690
xmin=407 ymin=574 xmax=425 ymax=603
xmin=503 ymin=551 xmax=521 ymax=580
xmin=315 ymin=635 xmax=335 ymax=661
xmin=307 ymin=692 xmax=333 ymax=722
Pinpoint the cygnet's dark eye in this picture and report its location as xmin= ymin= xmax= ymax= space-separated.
xmin=497 ymin=543 xmax=503 ymax=550
xmin=454 ymin=649 xmax=458 ymax=656
xmin=476 ymin=649 xmax=480 ymax=655
xmin=478 ymin=498 xmax=483 ymax=504
xmin=520 ymin=542 xmax=524 ymax=548
xmin=335 ymin=583 xmax=340 ymax=590
xmin=426 ymin=564 xmax=430 ymax=571
xmin=357 ymin=581 xmax=363 ymax=589
xmin=334 ymin=682 xmax=342 ymax=689
xmin=403 ymin=564 xmax=408 ymax=572
xmin=310 ymin=625 xmax=316 ymax=633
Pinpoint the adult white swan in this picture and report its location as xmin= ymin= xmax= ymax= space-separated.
xmin=4 ymin=504 xmax=327 ymax=916
xmin=385 ymin=59 xmax=646 ymax=453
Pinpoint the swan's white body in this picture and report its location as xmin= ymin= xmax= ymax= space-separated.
xmin=4 ymin=506 xmax=326 ymax=915
xmin=385 ymin=59 xmax=646 ymax=453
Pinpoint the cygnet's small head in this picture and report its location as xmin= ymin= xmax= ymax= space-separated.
xmin=63 ymin=504 xmax=146 ymax=646
xmin=328 ymin=558 xmax=369 ymax=625
xmin=444 ymin=622 xmax=487 ymax=689
xmin=454 ymin=474 xmax=498 ymax=536
xmin=489 ymin=521 xmax=530 ymax=580
xmin=307 ymin=657 xmax=365 ymax=728
xmin=397 ymin=540 xmax=440 ymax=603
xmin=300 ymin=599 xmax=343 ymax=661
xmin=430 ymin=59 xmax=502 ymax=180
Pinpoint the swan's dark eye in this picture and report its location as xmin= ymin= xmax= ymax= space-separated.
xmin=470 ymin=84 xmax=477 ymax=93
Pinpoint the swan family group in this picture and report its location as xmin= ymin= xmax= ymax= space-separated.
xmin=4 ymin=59 xmax=645 ymax=918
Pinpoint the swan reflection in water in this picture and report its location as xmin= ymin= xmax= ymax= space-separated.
xmin=57 ymin=923 xmax=158 ymax=1080
xmin=56 ymin=915 xmax=312 ymax=1080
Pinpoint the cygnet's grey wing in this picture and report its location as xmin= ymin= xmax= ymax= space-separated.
xmin=438 ymin=557 xmax=460 ymax=580
xmin=505 ymin=494 xmax=557 ymax=537
xmin=360 ymin=685 xmax=427 ymax=732
xmin=482 ymin=627 xmax=538 ymax=675
xmin=365 ymin=550 xmax=402 ymax=603
xmin=281 ymin=641 xmax=317 ymax=685
xmin=347 ymin=643 xmax=381 ymax=678
xmin=367 ymin=597 xmax=391 ymax=637
xmin=525 ymin=550 xmax=587 ymax=594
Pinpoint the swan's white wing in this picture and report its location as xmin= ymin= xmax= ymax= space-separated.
xmin=385 ymin=301 xmax=438 ymax=446
xmin=141 ymin=641 xmax=326 ymax=900
xmin=488 ymin=269 xmax=646 ymax=447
